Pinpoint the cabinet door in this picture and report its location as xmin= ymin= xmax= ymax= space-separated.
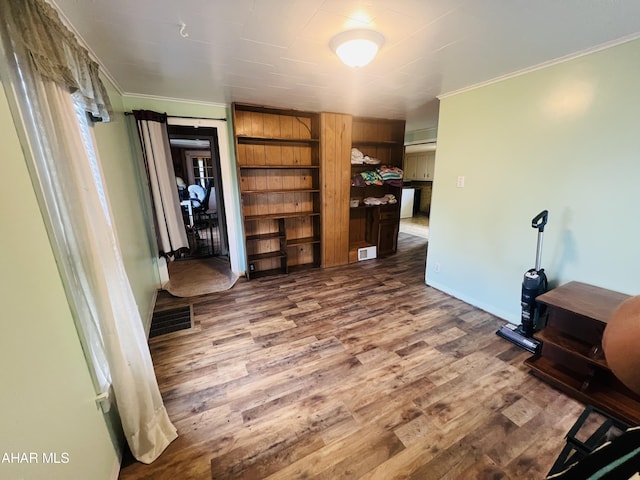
xmin=377 ymin=219 xmax=399 ymax=256
xmin=415 ymin=153 xmax=429 ymax=180
xmin=368 ymin=206 xmax=399 ymax=257
xmin=404 ymin=153 xmax=417 ymax=180
xmin=426 ymin=154 xmax=435 ymax=181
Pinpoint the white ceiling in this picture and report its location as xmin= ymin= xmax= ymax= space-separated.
xmin=52 ymin=0 xmax=640 ymax=132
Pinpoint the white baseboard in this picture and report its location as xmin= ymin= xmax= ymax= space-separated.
xmin=110 ymin=453 xmax=121 ymax=480
xmin=425 ymin=278 xmax=517 ymax=324
xmin=157 ymin=256 xmax=170 ymax=287
xmin=144 ymin=288 xmax=158 ymax=337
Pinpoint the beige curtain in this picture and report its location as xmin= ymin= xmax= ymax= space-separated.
xmin=0 ymin=0 xmax=177 ymax=464
xmin=1 ymin=0 xmax=111 ymax=120
xmin=134 ymin=110 xmax=189 ymax=257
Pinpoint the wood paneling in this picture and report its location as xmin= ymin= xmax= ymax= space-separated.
xmin=320 ymin=112 xmax=351 ymax=267
xmin=119 ymin=234 xmax=585 ymax=480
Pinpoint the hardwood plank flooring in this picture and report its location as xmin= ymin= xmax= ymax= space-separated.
xmin=119 ymin=233 xmax=584 ymax=480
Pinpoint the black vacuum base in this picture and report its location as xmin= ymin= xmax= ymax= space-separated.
xmin=496 ymin=323 xmax=541 ymax=354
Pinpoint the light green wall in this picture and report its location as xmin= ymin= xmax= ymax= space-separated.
xmin=0 ymin=78 xmax=118 ymax=479
xmin=94 ymin=82 xmax=160 ymax=328
xmin=427 ymin=38 xmax=640 ymax=323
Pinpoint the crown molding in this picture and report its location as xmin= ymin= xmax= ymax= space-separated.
xmin=121 ymin=92 xmax=228 ymax=109
xmin=438 ymin=33 xmax=640 ymax=100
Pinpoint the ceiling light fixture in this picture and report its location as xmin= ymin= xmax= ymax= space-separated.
xmin=330 ymin=29 xmax=384 ymax=67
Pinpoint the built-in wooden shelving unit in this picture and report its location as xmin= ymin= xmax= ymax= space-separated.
xmin=233 ymin=103 xmax=321 ymax=279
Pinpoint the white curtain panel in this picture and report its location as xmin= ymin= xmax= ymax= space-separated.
xmin=136 ymin=118 xmax=189 ymax=256
xmin=0 ymin=47 xmax=178 ymax=465
xmin=34 ymin=77 xmax=177 ymax=464
xmin=0 ymin=0 xmax=177 ymax=463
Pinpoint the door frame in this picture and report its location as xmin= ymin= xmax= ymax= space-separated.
xmin=167 ymin=117 xmax=243 ymax=275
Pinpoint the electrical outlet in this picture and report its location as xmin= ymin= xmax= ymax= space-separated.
xmin=456 ymin=176 xmax=465 ymax=188
xmin=434 ymin=262 xmax=441 ymax=273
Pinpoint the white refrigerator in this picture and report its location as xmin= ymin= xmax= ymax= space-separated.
xmin=400 ymin=188 xmax=415 ymax=218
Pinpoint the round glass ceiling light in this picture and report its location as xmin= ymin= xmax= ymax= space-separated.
xmin=330 ymin=29 xmax=385 ymax=67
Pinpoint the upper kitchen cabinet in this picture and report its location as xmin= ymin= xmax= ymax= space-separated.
xmin=404 ymin=151 xmax=435 ymax=181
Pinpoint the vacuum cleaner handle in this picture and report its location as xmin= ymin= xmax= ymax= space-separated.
xmin=532 ymin=210 xmax=548 ymax=232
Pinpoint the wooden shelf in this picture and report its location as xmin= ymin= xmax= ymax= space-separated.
xmin=244 ymin=212 xmax=320 ymax=221
xmin=233 ymin=103 xmax=317 ymax=117
xmin=237 ymin=136 xmax=319 ymax=146
xmin=525 ymin=355 xmax=640 ymax=425
xmin=247 ymin=250 xmax=286 ymax=262
xmin=249 ymin=268 xmax=288 ymax=279
xmin=242 ymin=189 xmax=320 ymax=194
xmin=525 ymin=282 xmax=637 ymax=425
xmin=287 ymin=236 xmax=320 ymax=247
xmin=349 ymin=240 xmax=375 ymax=250
xmin=534 ymin=327 xmax=608 ymax=369
xmin=537 ymin=281 xmax=629 ymax=323
xmin=350 ymin=163 xmax=384 ymax=169
xmin=352 ymin=140 xmax=402 ymax=147
xmin=288 ymin=263 xmax=320 ymax=275
xmin=349 ymin=204 xmax=398 ymax=210
xmin=246 ymin=232 xmax=286 ymax=242
xmin=239 ymin=165 xmax=320 ymax=169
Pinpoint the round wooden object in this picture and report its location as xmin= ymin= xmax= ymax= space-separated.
xmin=602 ymin=295 xmax=640 ymax=395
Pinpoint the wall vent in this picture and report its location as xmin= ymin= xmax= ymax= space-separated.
xmin=358 ymin=246 xmax=377 ymax=261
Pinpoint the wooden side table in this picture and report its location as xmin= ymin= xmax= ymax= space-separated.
xmin=524 ymin=281 xmax=640 ymax=425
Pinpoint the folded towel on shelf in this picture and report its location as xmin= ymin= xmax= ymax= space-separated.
xmin=351 ymin=148 xmax=382 ymax=165
xmin=377 ymin=165 xmax=404 ymax=180
xmin=363 ymin=196 xmax=385 ymax=206
xmin=359 ymin=170 xmax=383 ymax=186
xmin=363 ymin=194 xmax=397 ymax=206
xmin=376 ymin=166 xmax=404 ymax=187
xmin=351 ymin=148 xmax=365 ymax=164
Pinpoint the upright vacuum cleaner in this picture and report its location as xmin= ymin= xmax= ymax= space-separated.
xmin=496 ymin=210 xmax=549 ymax=353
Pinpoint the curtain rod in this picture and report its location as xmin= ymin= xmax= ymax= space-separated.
xmin=124 ymin=112 xmax=227 ymax=122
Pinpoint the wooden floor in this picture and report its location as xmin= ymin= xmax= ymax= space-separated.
xmin=119 ymin=233 xmax=584 ymax=480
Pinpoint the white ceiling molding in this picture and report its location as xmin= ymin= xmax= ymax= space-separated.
xmin=438 ymin=32 xmax=640 ymax=100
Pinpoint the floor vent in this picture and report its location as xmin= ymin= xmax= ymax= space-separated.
xmin=149 ymin=306 xmax=192 ymax=338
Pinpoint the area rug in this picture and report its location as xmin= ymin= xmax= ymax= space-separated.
xmin=165 ymin=257 xmax=239 ymax=297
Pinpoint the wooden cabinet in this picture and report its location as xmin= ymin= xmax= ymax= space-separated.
xmin=415 ymin=153 xmax=428 ymax=180
xmin=233 ymin=103 xmax=321 ymax=279
xmin=404 ymin=154 xmax=417 ymax=180
xmin=525 ymin=281 xmax=640 ymax=425
xmin=349 ymin=117 xmax=405 ymax=262
xmin=404 ymin=152 xmax=435 ymax=181
xmin=426 ymin=153 xmax=435 ymax=181
xmin=368 ymin=205 xmax=400 ymax=256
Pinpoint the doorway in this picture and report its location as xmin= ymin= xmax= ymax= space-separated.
xmin=159 ymin=117 xmax=242 ymax=297
xmin=399 ymin=143 xmax=435 ymax=240
xmin=167 ymin=124 xmax=228 ymax=259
